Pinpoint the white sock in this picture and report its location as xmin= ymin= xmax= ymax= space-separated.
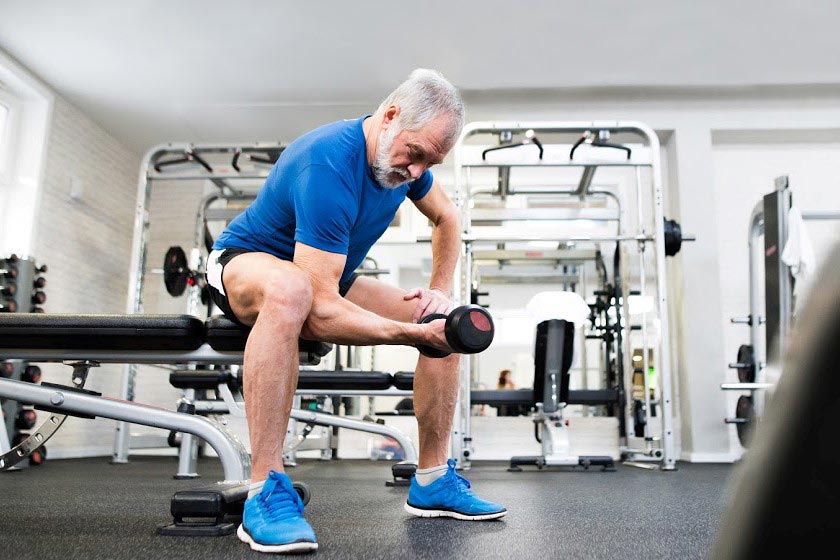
xmin=415 ymin=464 xmax=448 ymax=486
xmin=247 ymin=479 xmax=265 ymax=498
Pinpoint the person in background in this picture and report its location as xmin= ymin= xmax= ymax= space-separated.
xmin=496 ymin=369 xmax=520 ymax=416
xmin=497 ymin=369 xmax=516 ymax=390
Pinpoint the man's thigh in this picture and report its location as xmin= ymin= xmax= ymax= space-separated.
xmin=343 ymin=276 xmax=417 ymax=323
xmin=221 ymin=252 xmax=304 ymax=326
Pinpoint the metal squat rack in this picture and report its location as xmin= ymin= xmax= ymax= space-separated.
xmin=114 ymin=142 xmax=285 ymax=462
xmin=724 ymin=175 xmax=840 ymax=447
xmin=451 ymin=121 xmax=679 ymax=471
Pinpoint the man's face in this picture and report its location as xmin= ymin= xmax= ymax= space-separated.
xmin=373 ymin=114 xmax=452 ymax=188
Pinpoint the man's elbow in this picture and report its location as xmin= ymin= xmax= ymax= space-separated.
xmin=301 ymin=294 xmax=336 ymax=341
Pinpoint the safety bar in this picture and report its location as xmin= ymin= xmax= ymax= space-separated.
xmin=0 ymin=377 xmax=250 ymax=481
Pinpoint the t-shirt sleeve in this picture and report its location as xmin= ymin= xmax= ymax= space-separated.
xmin=293 ymin=164 xmax=359 ymax=254
xmin=406 ymin=170 xmax=434 ymax=201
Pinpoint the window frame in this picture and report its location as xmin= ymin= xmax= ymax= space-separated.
xmin=0 ymin=86 xmax=21 ymax=187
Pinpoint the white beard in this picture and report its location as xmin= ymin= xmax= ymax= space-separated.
xmin=372 ymin=125 xmax=411 ymax=188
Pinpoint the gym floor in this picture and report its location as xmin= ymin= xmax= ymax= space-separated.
xmin=0 ymin=457 xmax=733 ymax=559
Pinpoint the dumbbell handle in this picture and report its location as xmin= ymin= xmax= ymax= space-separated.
xmin=728 ymin=362 xmax=765 ymax=369
xmin=730 ymin=316 xmax=766 ymax=325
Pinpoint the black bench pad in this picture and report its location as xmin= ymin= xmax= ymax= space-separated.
xmin=0 ymin=314 xmax=334 ymax=358
xmin=204 ymin=316 xmax=332 ymax=357
xmin=297 ymin=370 xmax=393 ymax=391
xmin=170 ymin=369 xmax=393 ymax=391
xmin=0 ymin=314 xmax=205 ymax=351
xmin=393 ymin=371 xmax=415 ymax=390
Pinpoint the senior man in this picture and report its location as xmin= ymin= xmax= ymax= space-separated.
xmin=206 ymin=69 xmax=506 ymax=554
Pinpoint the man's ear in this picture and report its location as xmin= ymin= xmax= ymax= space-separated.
xmin=382 ymin=105 xmax=401 ymax=130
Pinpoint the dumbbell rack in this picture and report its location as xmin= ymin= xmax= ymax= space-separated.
xmin=0 ymin=255 xmax=49 ymax=468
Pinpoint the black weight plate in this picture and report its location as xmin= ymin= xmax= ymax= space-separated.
xmin=737 ymin=344 xmax=757 ymax=383
xmin=736 ymin=395 xmax=755 ymax=447
xmin=446 ymin=305 xmax=494 ymax=354
xmin=293 ymin=481 xmax=311 ymax=506
xmin=164 ymin=246 xmax=188 ymax=297
xmin=664 ymin=218 xmax=682 ymax=257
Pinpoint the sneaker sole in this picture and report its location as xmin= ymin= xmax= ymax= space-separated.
xmin=237 ymin=524 xmax=318 ymax=553
xmin=404 ymin=503 xmax=507 ymax=521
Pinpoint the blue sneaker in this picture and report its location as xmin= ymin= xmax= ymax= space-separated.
xmin=405 ymin=459 xmax=507 ymax=520
xmin=237 ymin=470 xmax=318 ymax=553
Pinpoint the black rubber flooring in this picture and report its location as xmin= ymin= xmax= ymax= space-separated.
xmin=0 ymin=457 xmax=733 ymax=559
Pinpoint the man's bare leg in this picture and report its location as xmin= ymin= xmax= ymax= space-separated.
xmin=344 ymin=276 xmax=460 ymax=468
xmin=222 ymin=252 xmax=313 ymax=479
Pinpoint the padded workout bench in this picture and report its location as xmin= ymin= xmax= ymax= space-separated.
xmin=0 ymin=313 xmax=419 ymax=535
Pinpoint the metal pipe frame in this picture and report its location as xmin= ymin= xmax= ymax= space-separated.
xmin=453 ymin=121 xmax=676 ymax=470
xmin=747 ymin=201 xmax=765 ymax=353
xmin=0 ymin=377 xmax=250 ymax=482
xmin=193 ymin=400 xmax=418 ymax=464
xmin=801 ymin=211 xmax=840 ymax=221
xmin=634 ymin=167 xmax=654 ymax=449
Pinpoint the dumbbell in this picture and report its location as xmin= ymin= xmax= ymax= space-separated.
xmin=1 ymin=283 xmax=16 ymax=297
xmin=1 ymin=361 xmax=13 ymax=378
xmin=16 ymin=409 xmax=37 ymax=430
xmin=29 ymin=445 xmax=47 ymax=466
xmin=416 ymin=305 xmax=494 ymax=358
xmin=22 ymin=365 xmax=42 ymax=384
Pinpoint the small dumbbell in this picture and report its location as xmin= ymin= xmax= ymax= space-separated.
xmin=416 ymin=305 xmax=495 ymax=358
xmin=29 ymin=446 xmax=47 ymax=466
xmin=23 ymin=365 xmax=42 ymax=384
xmin=16 ymin=409 xmax=37 ymax=430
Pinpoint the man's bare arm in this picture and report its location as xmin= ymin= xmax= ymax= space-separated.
xmin=413 ymin=179 xmax=461 ymax=296
xmin=293 ymin=242 xmax=446 ymax=349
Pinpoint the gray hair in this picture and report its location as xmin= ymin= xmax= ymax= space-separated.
xmin=375 ymin=68 xmax=465 ymax=145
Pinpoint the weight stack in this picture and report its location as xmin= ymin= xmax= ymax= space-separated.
xmin=0 ymin=255 xmax=48 ymax=466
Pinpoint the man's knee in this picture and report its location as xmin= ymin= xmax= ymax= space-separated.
xmin=261 ymin=268 xmax=313 ymax=326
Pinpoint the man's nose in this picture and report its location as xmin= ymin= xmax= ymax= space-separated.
xmin=407 ymin=163 xmax=426 ymax=179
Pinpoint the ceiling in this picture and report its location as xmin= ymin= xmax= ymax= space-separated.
xmin=1 ymin=0 xmax=838 ymax=153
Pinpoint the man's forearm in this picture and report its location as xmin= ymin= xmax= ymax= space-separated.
xmin=428 ymin=211 xmax=461 ymax=295
xmin=303 ymin=291 xmax=424 ymax=346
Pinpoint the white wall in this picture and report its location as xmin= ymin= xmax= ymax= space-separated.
xmin=26 ymin=95 xmax=141 ymax=458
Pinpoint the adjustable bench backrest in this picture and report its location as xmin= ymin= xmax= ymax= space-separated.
xmin=534 ymin=319 xmax=575 ymax=413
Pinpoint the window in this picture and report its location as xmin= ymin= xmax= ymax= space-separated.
xmin=0 ymin=102 xmax=8 ymax=180
xmin=0 ymin=88 xmax=19 ymax=185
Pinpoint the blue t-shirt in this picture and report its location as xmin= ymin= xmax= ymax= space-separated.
xmin=214 ymin=116 xmax=433 ymax=284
